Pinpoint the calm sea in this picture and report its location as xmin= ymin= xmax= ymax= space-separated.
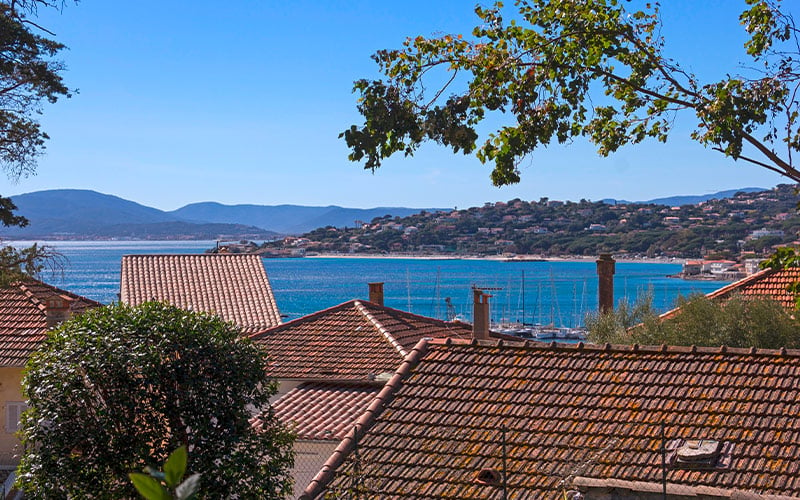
xmin=20 ymin=241 xmax=728 ymax=327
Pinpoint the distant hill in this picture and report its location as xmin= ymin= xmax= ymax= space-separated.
xmin=170 ymin=203 xmax=445 ymax=234
xmin=1 ymin=190 xmax=278 ymax=240
xmin=278 ymin=184 xmax=797 ymax=259
xmin=0 ymin=190 xmax=441 ymax=239
xmin=602 ymin=187 xmax=766 ymax=206
xmin=0 ymin=187 xmax=774 ymax=240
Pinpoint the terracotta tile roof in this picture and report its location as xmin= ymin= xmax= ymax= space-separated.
xmin=271 ymin=382 xmax=381 ymax=441
xmin=0 ymin=279 xmax=101 ymax=366
xmin=305 ymin=339 xmax=800 ymax=499
xmin=250 ymin=300 xmax=472 ymax=381
xmin=707 ymin=267 xmax=800 ymax=310
xmin=659 ymin=267 xmax=800 ymax=320
xmin=120 ymin=254 xmax=281 ymax=334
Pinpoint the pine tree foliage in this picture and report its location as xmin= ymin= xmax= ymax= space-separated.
xmin=0 ymin=1 xmax=73 ymax=283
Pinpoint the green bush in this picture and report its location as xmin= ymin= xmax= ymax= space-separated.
xmin=17 ymin=302 xmax=294 ymax=499
xmin=586 ymin=293 xmax=800 ymax=348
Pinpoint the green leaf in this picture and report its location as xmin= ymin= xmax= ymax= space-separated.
xmin=163 ymin=446 xmax=188 ymax=488
xmin=129 ymin=473 xmax=171 ymax=500
xmin=175 ymin=474 xmax=201 ymax=500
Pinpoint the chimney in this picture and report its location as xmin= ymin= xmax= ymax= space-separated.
xmin=368 ymin=282 xmax=384 ymax=306
xmin=472 ymin=288 xmax=491 ymax=340
xmin=596 ymin=253 xmax=616 ymax=314
xmin=45 ymin=295 xmax=73 ymax=328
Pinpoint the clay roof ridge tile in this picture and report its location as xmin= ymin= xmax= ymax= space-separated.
xmin=299 ymin=338 xmax=431 ymax=500
xmin=426 ymin=337 xmax=800 ymax=359
xmin=354 ymin=300 xmax=408 ymax=358
xmin=250 ymin=300 xmax=360 ymax=340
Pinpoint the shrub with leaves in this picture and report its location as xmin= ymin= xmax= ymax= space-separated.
xmin=586 ymin=292 xmax=800 ymax=348
xmin=17 ymin=301 xmax=294 ymax=499
xmin=130 ymin=446 xmax=200 ymax=500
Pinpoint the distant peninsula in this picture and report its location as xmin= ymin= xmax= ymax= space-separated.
xmin=250 ymin=186 xmax=794 ymax=260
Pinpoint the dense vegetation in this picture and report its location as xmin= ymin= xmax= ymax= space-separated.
xmin=586 ymin=293 xmax=800 ymax=349
xmin=18 ymin=302 xmax=294 ymax=499
xmin=264 ymin=184 xmax=800 ymax=259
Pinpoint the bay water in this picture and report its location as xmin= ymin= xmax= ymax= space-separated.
xmin=25 ymin=241 xmax=728 ymax=327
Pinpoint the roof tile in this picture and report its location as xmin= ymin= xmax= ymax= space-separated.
xmin=309 ymin=340 xmax=800 ymax=499
xmin=0 ymin=279 xmax=100 ymax=366
xmin=271 ymin=382 xmax=381 ymax=441
xmin=119 ymin=254 xmax=280 ymax=333
xmin=251 ymin=300 xmax=472 ymax=381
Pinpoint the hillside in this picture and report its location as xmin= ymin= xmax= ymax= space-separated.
xmin=0 ymin=190 xmax=438 ymax=239
xmin=169 ymin=203 xmax=440 ymax=234
xmin=262 ymin=185 xmax=799 ymax=259
xmin=9 ymin=189 xmax=177 ymax=235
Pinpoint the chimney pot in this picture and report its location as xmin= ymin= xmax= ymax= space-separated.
xmin=45 ymin=295 xmax=73 ymax=328
xmin=472 ymin=288 xmax=491 ymax=340
xmin=596 ymin=253 xmax=616 ymax=314
xmin=368 ymin=282 xmax=384 ymax=306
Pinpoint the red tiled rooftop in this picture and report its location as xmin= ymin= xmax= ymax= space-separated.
xmin=0 ymin=279 xmax=100 ymax=366
xmin=120 ymin=254 xmax=281 ymax=334
xmin=250 ymin=300 xmax=472 ymax=381
xmin=659 ymin=267 xmax=800 ymax=320
xmin=306 ymin=339 xmax=800 ymax=499
xmin=272 ymin=382 xmax=381 ymax=441
xmin=708 ymin=267 xmax=800 ymax=310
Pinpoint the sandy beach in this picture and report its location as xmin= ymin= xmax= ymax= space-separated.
xmin=303 ymin=252 xmax=684 ymax=265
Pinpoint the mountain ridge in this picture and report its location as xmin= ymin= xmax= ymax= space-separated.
xmin=0 ymin=187 xmax=771 ymax=240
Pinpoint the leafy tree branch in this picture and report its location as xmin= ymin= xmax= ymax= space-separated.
xmin=342 ymin=0 xmax=800 ymax=185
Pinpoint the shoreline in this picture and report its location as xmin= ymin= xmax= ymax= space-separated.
xmin=300 ymin=253 xmax=685 ymax=265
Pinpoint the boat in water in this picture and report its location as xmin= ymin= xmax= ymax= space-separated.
xmin=492 ymin=322 xmax=588 ymax=342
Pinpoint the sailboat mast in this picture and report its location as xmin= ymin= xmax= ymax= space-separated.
xmin=521 ymin=270 xmax=525 ymax=325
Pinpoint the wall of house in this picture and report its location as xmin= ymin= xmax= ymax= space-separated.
xmin=291 ymin=439 xmax=339 ymax=499
xmin=0 ymin=367 xmax=25 ymax=466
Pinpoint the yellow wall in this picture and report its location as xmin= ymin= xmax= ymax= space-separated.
xmin=0 ymin=367 xmax=25 ymax=466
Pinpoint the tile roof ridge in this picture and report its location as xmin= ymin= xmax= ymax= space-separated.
xmin=354 ymin=300 xmax=408 ymax=358
xmin=657 ymin=267 xmax=783 ymax=321
xmin=17 ymin=281 xmax=46 ymax=314
xmin=18 ymin=278 xmax=102 ymax=311
xmin=249 ymin=300 xmax=361 ymax=339
xmin=121 ymin=253 xmax=257 ymax=257
xmin=359 ymin=299 xmax=466 ymax=328
xmin=705 ymin=266 xmax=779 ymax=301
xmin=572 ymin=477 xmax=800 ymax=500
xmin=299 ymin=338 xmax=431 ymax=500
xmin=425 ymin=338 xmax=800 ymax=357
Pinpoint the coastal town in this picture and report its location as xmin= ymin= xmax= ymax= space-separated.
xmin=255 ymin=185 xmax=800 ymax=266
xmin=3 ymin=0 xmax=800 ymax=498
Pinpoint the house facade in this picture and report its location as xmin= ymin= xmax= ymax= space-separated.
xmin=249 ymin=287 xmax=475 ymax=498
xmin=0 ymin=280 xmax=99 ymax=469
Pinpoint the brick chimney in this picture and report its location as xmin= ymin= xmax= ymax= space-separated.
xmin=596 ymin=253 xmax=616 ymax=314
xmin=472 ymin=288 xmax=491 ymax=340
xmin=45 ymin=295 xmax=73 ymax=328
xmin=368 ymin=282 xmax=384 ymax=306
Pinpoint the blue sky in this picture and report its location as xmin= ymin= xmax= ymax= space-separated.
xmin=7 ymin=0 xmax=797 ymax=210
